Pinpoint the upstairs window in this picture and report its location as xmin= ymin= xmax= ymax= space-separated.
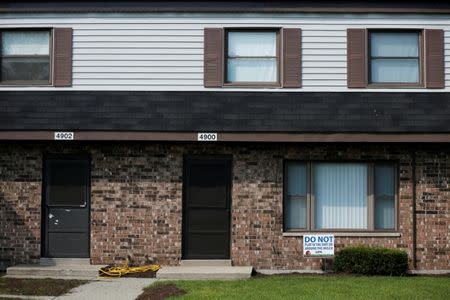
xmin=225 ymin=30 xmax=279 ymax=85
xmin=1 ymin=30 xmax=51 ymax=85
xmin=369 ymin=31 xmax=421 ymax=85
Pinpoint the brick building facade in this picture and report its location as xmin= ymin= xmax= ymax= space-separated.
xmin=1 ymin=142 xmax=448 ymax=271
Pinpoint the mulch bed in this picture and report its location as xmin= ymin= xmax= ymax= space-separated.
xmin=0 ymin=278 xmax=87 ymax=296
xmin=136 ymin=283 xmax=186 ymax=300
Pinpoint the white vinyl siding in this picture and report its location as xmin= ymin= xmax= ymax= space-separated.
xmin=0 ymin=12 xmax=449 ymax=91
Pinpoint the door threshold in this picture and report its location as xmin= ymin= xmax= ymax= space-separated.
xmin=180 ymin=259 xmax=231 ymax=267
xmin=40 ymin=258 xmax=90 ymax=266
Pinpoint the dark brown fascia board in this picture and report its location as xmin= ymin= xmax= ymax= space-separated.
xmin=2 ymin=1 xmax=450 ymax=14
xmin=2 ymin=131 xmax=450 ymax=143
xmin=3 ymin=8 xmax=450 ymax=14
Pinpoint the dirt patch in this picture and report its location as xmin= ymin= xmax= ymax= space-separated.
xmin=121 ymin=270 xmax=157 ymax=278
xmin=136 ymin=283 xmax=187 ymax=300
xmin=0 ymin=278 xmax=87 ymax=296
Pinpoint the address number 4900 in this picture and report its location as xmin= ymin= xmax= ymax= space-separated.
xmin=197 ymin=133 xmax=217 ymax=141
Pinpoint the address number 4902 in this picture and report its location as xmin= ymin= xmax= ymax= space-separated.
xmin=54 ymin=132 xmax=74 ymax=140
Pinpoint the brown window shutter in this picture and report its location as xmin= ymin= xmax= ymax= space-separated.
xmin=204 ymin=28 xmax=223 ymax=87
xmin=282 ymin=28 xmax=302 ymax=88
xmin=425 ymin=29 xmax=444 ymax=89
xmin=53 ymin=28 xmax=73 ymax=87
xmin=347 ymin=29 xmax=367 ymax=88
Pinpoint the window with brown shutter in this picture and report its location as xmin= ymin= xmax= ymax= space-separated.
xmin=53 ymin=28 xmax=73 ymax=87
xmin=204 ymin=27 xmax=302 ymax=88
xmin=348 ymin=28 xmax=444 ymax=89
xmin=0 ymin=27 xmax=73 ymax=87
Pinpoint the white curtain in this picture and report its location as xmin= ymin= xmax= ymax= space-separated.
xmin=371 ymin=59 xmax=419 ymax=83
xmin=228 ymin=32 xmax=276 ymax=56
xmin=227 ymin=32 xmax=277 ymax=82
xmin=314 ymin=163 xmax=368 ymax=229
xmin=227 ymin=58 xmax=277 ymax=82
xmin=375 ymin=165 xmax=395 ymax=229
xmin=371 ymin=32 xmax=419 ymax=57
xmin=2 ymin=31 xmax=50 ymax=55
xmin=285 ymin=163 xmax=307 ymax=229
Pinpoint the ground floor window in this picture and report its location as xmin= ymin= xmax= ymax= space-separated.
xmin=284 ymin=161 xmax=397 ymax=231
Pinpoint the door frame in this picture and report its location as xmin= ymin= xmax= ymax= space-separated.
xmin=182 ymin=155 xmax=233 ymax=259
xmin=41 ymin=153 xmax=91 ymax=258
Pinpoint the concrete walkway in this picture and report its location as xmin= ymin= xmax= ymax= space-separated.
xmin=55 ymin=278 xmax=156 ymax=300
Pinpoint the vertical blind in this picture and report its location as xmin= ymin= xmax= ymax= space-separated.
xmin=227 ymin=31 xmax=277 ymax=82
xmin=285 ymin=163 xmax=307 ymax=229
xmin=314 ymin=163 xmax=368 ymax=229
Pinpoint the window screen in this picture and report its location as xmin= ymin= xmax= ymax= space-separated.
xmin=370 ymin=32 xmax=420 ymax=83
xmin=374 ymin=164 xmax=396 ymax=229
xmin=1 ymin=30 xmax=51 ymax=83
xmin=47 ymin=160 xmax=88 ymax=207
xmin=226 ymin=31 xmax=278 ymax=83
xmin=285 ymin=163 xmax=307 ymax=230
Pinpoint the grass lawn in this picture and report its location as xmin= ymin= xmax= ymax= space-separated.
xmin=0 ymin=277 xmax=87 ymax=296
xmin=143 ymin=275 xmax=450 ymax=300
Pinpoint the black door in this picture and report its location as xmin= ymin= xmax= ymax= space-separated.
xmin=42 ymin=156 xmax=90 ymax=258
xmin=183 ymin=157 xmax=232 ymax=259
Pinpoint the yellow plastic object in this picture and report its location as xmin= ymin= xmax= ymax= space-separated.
xmin=99 ymin=264 xmax=161 ymax=277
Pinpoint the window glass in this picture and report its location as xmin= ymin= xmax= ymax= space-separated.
xmin=375 ymin=164 xmax=396 ymax=229
xmin=370 ymin=31 xmax=420 ymax=84
xmin=228 ymin=32 xmax=276 ymax=56
xmin=371 ymin=32 xmax=419 ymax=57
xmin=48 ymin=160 xmax=88 ymax=206
xmin=314 ymin=163 xmax=368 ymax=229
xmin=287 ymin=163 xmax=307 ymax=196
xmin=1 ymin=57 xmax=49 ymax=81
xmin=226 ymin=31 xmax=278 ymax=83
xmin=2 ymin=31 xmax=50 ymax=55
xmin=371 ymin=59 xmax=419 ymax=83
xmin=285 ymin=163 xmax=307 ymax=230
xmin=227 ymin=58 xmax=277 ymax=82
xmin=1 ymin=30 xmax=50 ymax=83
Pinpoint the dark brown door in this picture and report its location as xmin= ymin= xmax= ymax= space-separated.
xmin=42 ymin=156 xmax=90 ymax=258
xmin=183 ymin=157 xmax=231 ymax=259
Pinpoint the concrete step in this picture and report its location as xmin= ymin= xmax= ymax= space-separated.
xmin=157 ymin=266 xmax=253 ymax=280
xmin=180 ymin=260 xmax=232 ymax=267
xmin=6 ymin=263 xmax=105 ymax=279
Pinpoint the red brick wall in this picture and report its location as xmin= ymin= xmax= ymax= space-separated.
xmin=0 ymin=143 xmax=448 ymax=271
xmin=415 ymin=150 xmax=450 ymax=270
xmin=0 ymin=144 xmax=41 ymax=267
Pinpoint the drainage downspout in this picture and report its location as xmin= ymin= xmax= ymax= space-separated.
xmin=412 ymin=151 xmax=417 ymax=269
